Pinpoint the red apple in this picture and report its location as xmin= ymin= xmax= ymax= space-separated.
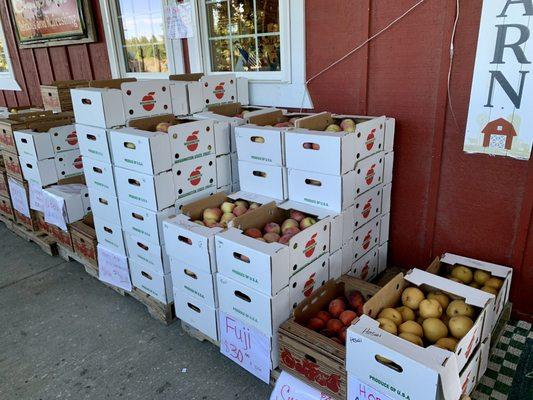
xmin=244 ymin=228 xmax=262 ymax=238
xmin=300 ymin=217 xmax=317 ymax=230
xmin=348 ymin=291 xmax=364 ymax=310
xmin=278 ymin=234 xmax=293 ymax=245
xmin=263 ymin=232 xmax=280 ymax=243
xmin=329 ymin=299 xmax=346 ymax=318
xmin=281 ymin=219 xmax=299 ymax=233
xmin=307 ymin=318 xmax=325 ymax=331
xmin=327 ymin=319 xmax=344 ymax=334
xmin=264 ymin=222 xmax=281 ymax=235
xmin=283 ymin=226 xmax=301 ymax=237
xmin=290 ymin=210 xmax=306 ymax=222
xmin=233 ymin=205 xmax=248 ymax=217
xmin=203 ymin=208 xmax=222 ymax=222
xmin=340 ymin=310 xmax=357 ymax=327
xmin=316 ymin=311 xmax=332 ymax=323
xmin=338 ymin=327 xmax=347 ymax=343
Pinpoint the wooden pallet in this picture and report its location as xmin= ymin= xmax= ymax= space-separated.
xmin=0 ymin=214 xmax=57 ymax=256
xmin=181 ymin=321 xmax=220 ymax=346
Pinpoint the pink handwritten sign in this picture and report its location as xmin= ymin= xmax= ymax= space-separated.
xmin=347 ymin=375 xmax=393 ymax=400
xmin=219 ymin=311 xmax=271 ymax=383
xmin=270 ymin=371 xmax=334 ymax=400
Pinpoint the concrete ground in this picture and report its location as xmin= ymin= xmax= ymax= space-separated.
xmin=0 ymin=225 xmax=272 ymax=400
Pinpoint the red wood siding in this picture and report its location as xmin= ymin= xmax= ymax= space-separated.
xmin=307 ymin=0 xmax=532 ymax=319
xmin=0 ymin=0 xmax=112 ymax=108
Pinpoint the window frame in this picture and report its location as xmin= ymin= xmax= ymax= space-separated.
xmin=0 ymin=19 xmax=21 ymax=91
xmin=198 ymin=0 xmax=289 ymax=81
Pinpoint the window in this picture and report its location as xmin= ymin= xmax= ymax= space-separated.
xmin=0 ymin=21 xmax=20 ymax=91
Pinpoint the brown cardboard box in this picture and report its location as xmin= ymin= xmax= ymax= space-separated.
xmin=40 ymin=80 xmax=90 ymax=113
xmin=0 ymin=195 xmax=14 ymax=220
xmin=71 ymin=214 xmax=97 ymax=266
xmin=0 ymin=166 xmax=8 ymax=197
xmin=278 ymin=276 xmax=381 ymax=399
xmin=9 ymin=178 xmax=39 ymax=231
xmin=2 ymin=150 xmax=23 ymax=179
xmin=34 ymin=211 xmax=51 ymax=234
xmin=49 ymin=224 xmax=74 ymax=251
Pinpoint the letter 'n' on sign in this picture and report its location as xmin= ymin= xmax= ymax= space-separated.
xmin=464 ymin=0 xmax=533 ymax=160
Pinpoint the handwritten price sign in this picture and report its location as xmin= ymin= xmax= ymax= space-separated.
xmin=347 ymin=375 xmax=393 ymax=400
xmin=219 ymin=312 xmax=271 ymax=384
xmin=97 ymin=245 xmax=132 ymax=292
xmin=29 ymin=184 xmax=45 ymax=212
xmin=270 ymin=371 xmax=334 ymax=400
xmin=8 ymin=178 xmax=30 ymax=218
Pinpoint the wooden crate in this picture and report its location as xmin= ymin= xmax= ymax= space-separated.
xmin=278 ymin=276 xmax=381 ymax=399
xmin=0 ymin=194 xmax=15 ymax=220
xmin=70 ymin=215 xmax=97 ymax=267
xmin=0 ymin=111 xmax=53 ymax=154
xmin=41 ymin=80 xmax=90 ymax=113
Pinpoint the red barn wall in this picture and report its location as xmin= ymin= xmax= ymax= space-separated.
xmin=0 ymin=0 xmax=112 ymax=108
xmin=307 ymin=0 xmax=532 ymax=320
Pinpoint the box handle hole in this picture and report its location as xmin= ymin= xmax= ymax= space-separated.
xmin=187 ymin=303 xmax=201 ymax=313
xmin=252 ymin=171 xmax=266 ymax=178
xmin=234 ymin=290 xmax=251 ymax=302
xmin=233 ymin=252 xmax=250 ymax=263
xmin=305 ymin=179 xmax=322 ymax=187
xmin=184 ymin=269 xmax=198 ymax=279
xmin=141 ymin=271 xmax=153 ymax=280
xmin=128 ymin=179 xmax=140 ymax=187
xmin=178 ymin=235 xmax=192 ymax=245
xmin=132 ymin=212 xmax=144 ymax=221
xmin=374 ymin=355 xmax=403 ymax=373
xmin=81 ymin=99 xmax=92 ymax=105
xmin=124 ymin=142 xmax=136 ymax=150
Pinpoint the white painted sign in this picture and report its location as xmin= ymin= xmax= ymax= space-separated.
xmin=347 ymin=375 xmax=394 ymax=400
xmin=97 ymin=245 xmax=132 ymax=292
xmin=29 ymin=184 xmax=45 ymax=212
xmin=8 ymin=178 xmax=30 ymax=218
xmin=43 ymin=190 xmax=68 ymax=231
xmin=270 ymin=371 xmax=334 ymax=400
xmin=465 ymin=0 xmax=533 ymax=160
xmin=219 ymin=311 xmax=271 ymax=384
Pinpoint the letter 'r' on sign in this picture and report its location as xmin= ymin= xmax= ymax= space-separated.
xmin=464 ymin=0 xmax=533 ymax=160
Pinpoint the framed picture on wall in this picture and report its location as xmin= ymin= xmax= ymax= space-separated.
xmin=8 ymin=0 xmax=96 ymax=49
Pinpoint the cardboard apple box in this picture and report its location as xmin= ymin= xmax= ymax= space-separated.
xmin=349 ymin=245 xmax=379 ymax=282
xmin=83 ymin=157 xmax=117 ymax=196
xmin=346 ymin=269 xmax=494 ymax=396
xmin=173 ymin=288 xmax=219 ymax=342
xmin=353 ymin=215 xmax=381 ymax=261
xmin=173 ymin=156 xmax=217 ymax=203
xmin=71 ymin=87 xmax=126 ymax=129
xmin=235 ymin=109 xmax=293 ymax=167
xmin=121 ymin=80 xmax=172 ymax=120
xmin=55 ymin=149 xmax=84 ymax=179
xmin=110 ymin=127 xmax=172 ymax=176
xmin=14 ymin=118 xmax=76 ymax=159
xmin=378 ymin=242 xmax=388 ymax=274
xmin=3 ymin=150 xmax=23 ymax=180
xmin=427 ymin=253 xmax=513 ymax=331
xmin=287 ymin=168 xmax=356 ymax=213
xmin=163 ymin=191 xmax=278 ymax=273
xmin=169 ymin=256 xmax=218 ymax=307
xmin=217 ymin=272 xmax=290 ymax=339
xmin=289 ymin=253 xmax=329 ymax=309
xmin=14 ymin=128 xmax=53 ymax=160
xmin=384 ymin=151 xmax=394 ymax=184
xmin=384 ymin=117 xmax=396 ymax=153
xmin=382 ymin=182 xmax=392 ymax=214
xmin=94 ymin=216 xmax=127 ymax=256
xmin=329 ymin=205 xmax=355 ymax=253
xmin=124 ymin=232 xmax=170 ymax=274
xmin=0 ymin=167 xmax=8 ymax=197
xmin=285 ymin=112 xmax=357 ymax=175
xmin=120 ymin=201 xmax=174 ymax=246
xmin=88 ymin=188 xmax=121 ymax=226
xmin=354 ymin=151 xmax=385 ymax=197
xmin=0 ymin=194 xmax=14 ymax=220
xmin=329 ymin=249 xmax=343 ymax=280
xmin=76 ymin=124 xmax=113 ymax=163
xmin=43 ymin=184 xmax=88 ymax=225
xmin=230 ymin=152 xmax=239 ymax=183
xmin=238 ymin=160 xmax=288 ymax=201
xmin=216 ymin=154 xmax=232 ymax=189
xmin=380 ymin=212 xmax=390 ymax=245
xmin=215 ymin=202 xmax=330 ymax=296
xmin=354 ymin=184 xmax=383 ymax=231
xmin=168 ymin=117 xmax=217 ymax=163
xmin=19 ymin=155 xmax=58 ymax=187
xmin=332 ymin=113 xmax=387 ymax=160
xmin=114 ymin=167 xmax=175 ymax=212
xmin=129 ymin=260 xmax=173 ymax=304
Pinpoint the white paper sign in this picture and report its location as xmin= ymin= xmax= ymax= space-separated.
xmin=165 ymin=3 xmax=194 ymax=39
xmin=347 ymin=375 xmax=394 ymax=400
xmin=465 ymin=0 xmax=533 ymax=160
xmin=29 ymin=184 xmax=45 ymax=212
xmin=219 ymin=311 xmax=271 ymax=384
xmin=97 ymin=245 xmax=132 ymax=292
xmin=8 ymin=178 xmax=30 ymax=218
xmin=43 ymin=191 xmax=68 ymax=231
xmin=270 ymin=371 xmax=334 ymax=400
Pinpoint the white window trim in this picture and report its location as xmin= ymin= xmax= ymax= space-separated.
xmin=189 ymin=0 xmax=312 ymax=108
xmin=99 ymin=0 xmax=185 ymax=79
xmin=0 ymin=20 xmax=21 ymax=91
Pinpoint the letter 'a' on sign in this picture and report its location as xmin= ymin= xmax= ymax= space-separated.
xmin=464 ymin=0 xmax=533 ymax=160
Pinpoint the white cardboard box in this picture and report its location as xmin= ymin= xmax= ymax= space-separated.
xmin=76 ymin=124 xmax=113 ymax=163
xmin=231 ymin=152 xmax=239 ymax=183
xmin=217 ymin=273 xmax=290 ymax=337
xmin=288 ymin=168 xmax=356 ymax=213
xmin=121 ymin=80 xmax=172 ymax=119
xmin=235 ymin=125 xmax=286 ymax=167
xmin=130 ymin=260 xmax=173 ymax=304
xmin=89 ymin=188 xmax=121 ymax=225
xmin=384 ymin=151 xmax=394 ymax=184
xmin=349 ymin=245 xmax=379 ymax=282
xmin=382 ymin=182 xmax=392 ymax=214
xmin=289 ymin=253 xmax=329 ymax=309
xmin=238 ymin=160 xmax=288 ymax=201
xmin=384 ymin=117 xmax=396 ymax=153
xmin=55 ymin=149 xmax=84 ymax=179
xmin=354 ymin=151 xmax=385 ymax=197
xmin=71 ymin=87 xmax=126 ymax=129
xmin=120 ymin=201 xmax=174 ymax=246
xmin=216 ymin=154 xmax=232 ymax=189
xmin=114 ymin=167 xmax=175 ymax=211
xmin=110 ymin=127 xmax=172 ymax=175
xmin=284 ymin=128 xmax=357 ymax=175
xmin=19 ymin=156 xmax=58 ymax=187
xmin=173 ymin=156 xmax=217 ymax=202
xmin=173 ymin=288 xmax=218 ymax=341
xmin=83 ymin=157 xmax=116 ymax=196
xmin=378 ymin=242 xmax=388 ymax=273
xmin=43 ymin=185 xmax=87 ymax=224
xmin=354 ymin=184 xmax=383 ymax=230
xmin=353 ymin=215 xmax=381 ymax=261
xmin=181 ymin=74 xmax=239 ymax=114
xmin=170 ymin=257 xmax=217 ymax=306
xmin=175 ymin=187 xmax=217 ymax=212
xmin=94 ymin=216 xmax=127 ymax=256
xmin=124 ymin=232 xmax=170 ymax=274
xmin=380 ymin=212 xmax=390 ymax=245
xmin=168 ymin=118 xmax=223 ymax=162
xmin=215 ymin=202 xmax=330 ymax=295
xmin=329 ymin=205 xmax=355 ymax=253
xmin=14 ymin=129 xmax=55 ymax=160
xmin=329 ymin=249 xmax=343 ymax=280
